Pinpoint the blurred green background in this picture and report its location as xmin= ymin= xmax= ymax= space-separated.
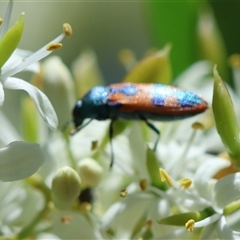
xmin=1 ymin=1 xmax=240 ymax=83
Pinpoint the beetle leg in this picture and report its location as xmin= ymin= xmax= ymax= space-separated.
xmin=141 ymin=117 xmax=160 ymax=151
xmin=109 ymin=119 xmax=115 ymax=168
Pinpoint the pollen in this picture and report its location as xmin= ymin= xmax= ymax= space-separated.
xmin=185 ymin=219 xmax=195 ymax=232
xmin=63 ymin=23 xmax=73 ymax=38
xmin=159 ymin=168 xmax=173 ymax=187
xmin=179 ymin=178 xmax=192 ymax=189
xmin=46 ymin=43 xmax=63 ymax=51
xmin=0 ymin=18 xmax=3 ymax=25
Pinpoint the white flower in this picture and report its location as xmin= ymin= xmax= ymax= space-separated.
xmin=0 ymin=0 xmax=72 ymax=130
xmin=192 ymin=160 xmax=240 ymax=239
xmin=0 ymin=0 xmax=72 ymax=182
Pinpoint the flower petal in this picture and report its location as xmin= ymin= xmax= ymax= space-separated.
xmin=194 ymin=213 xmax=221 ymax=228
xmin=0 ymin=141 xmax=45 ymax=181
xmin=0 ymin=81 xmax=4 ymax=105
xmin=216 ymin=216 xmax=240 ymax=240
xmin=2 ymin=48 xmax=40 ymax=75
xmin=212 ymin=172 xmax=240 ymax=209
xmin=0 ymin=111 xmax=22 ymax=145
xmin=194 ymin=156 xmax=230 ymax=201
xmin=0 ymin=0 xmax=13 ymax=38
xmin=3 ymin=77 xmax=58 ymax=129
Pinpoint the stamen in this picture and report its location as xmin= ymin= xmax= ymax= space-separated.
xmin=178 ymin=122 xmax=204 ymax=168
xmin=145 ymin=219 xmax=152 ymax=228
xmin=118 ymin=49 xmax=136 ymax=71
xmin=139 ymin=179 xmax=148 ymax=191
xmin=0 ymin=18 xmax=3 ymax=25
xmin=120 ymin=189 xmax=128 ymax=198
xmin=192 ymin=122 xmax=205 ymax=130
xmin=63 ymin=23 xmax=72 ymax=38
xmin=46 ymin=43 xmax=62 ymax=51
xmin=91 ymin=140 xmax=98 ymax=151
xmin=229 ymin=54 xmax=240 ymax=68
xmin=159 ymin=168 xmax=173 ymax=187
xmin=179 ymin=178 xmax=192 ymax=189
xmin=185 ymin=219 xmax=195 ymax=232
xmin=79 ymin=202 xmax=92 ymax=213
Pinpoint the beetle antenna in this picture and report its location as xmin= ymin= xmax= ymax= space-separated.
xmin=70 ymin=118 xmax=94 ymax=136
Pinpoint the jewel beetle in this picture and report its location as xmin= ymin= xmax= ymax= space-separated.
xmin=72 ymin=83 xmax=208 ymax=168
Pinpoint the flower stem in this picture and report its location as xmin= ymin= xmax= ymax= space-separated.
xmin=63 ymin=134 xmax=77 ymax=170
xmin=16 ymin=178 xmax=52 ymax=239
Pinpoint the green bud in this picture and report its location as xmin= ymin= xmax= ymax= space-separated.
xmin=51 ymin=166 xmax=81 ymax=210
xmin=72 ymin=49 xmax=104 ymax=98
xmin=21 ymin=96 xmax=39 ymax=142
xmin=146 ymin=147 xmax=167 ymax=190
xmin=77 ymin=158 xmax=103 ymax=188
xmin=41 ymin=56 xmax=75 ymax=128
xmin=158 ymin=210 xmax=209 ymax=226
xmin=123 ymin=44 xmax=172 ymax=84
xmin=197 ymin=7 xmax=228 ymax=81
xmin=212 ymin=66 xmax=240 ymax=164
xmin=0 ymin=13 xmax=24 ymax=69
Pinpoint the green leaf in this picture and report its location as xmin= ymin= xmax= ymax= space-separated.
xmin=0 ymin=13 xmax=24 ymax=69
xmin=144 ymin=2 xmax=201 ymax=79
xmin=212 ymin=66 xmax=240 ymax=165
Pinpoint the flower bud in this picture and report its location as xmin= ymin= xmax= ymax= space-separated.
xmin=72 ymin=49 xmax=104 ymax=98
xmin=51 ymin=166 xmax=81 ymax=210
xmin=212 ymin=66 xmax=240 ymax=164
xmin=41 ymin=56 xmax=75 ymax=128
xmin=197 ymin=7 xmax=228 ymax=80
xmin=77 ymin=158 xmax=103 ymax=188
xmin=123 ymin=44 xmax=172 ymax=84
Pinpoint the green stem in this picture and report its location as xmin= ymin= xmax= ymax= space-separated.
xmin=63 ymin=134 xmax=77 ymax=170
xmin=16 ymin=179 xmax=52 ymax=239
xmin=17 ymin=203 xmax=49 ymax=239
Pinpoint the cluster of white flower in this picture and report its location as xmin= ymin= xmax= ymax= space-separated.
xmin=0 ymin=1 xmax=240 ymax=240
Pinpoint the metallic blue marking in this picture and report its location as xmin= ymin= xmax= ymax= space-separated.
xmin=175 ymin=90 xmax=202 ymax=106
xmin=87 ymin=86 xmax=108 ymax=105
xmin=110 ymin=85 xmax=138 ymax=96
xmin=150 ymin=84 xmax=202 ymax=107
xmin=150 ymin=84 xmax=169 ymax=106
